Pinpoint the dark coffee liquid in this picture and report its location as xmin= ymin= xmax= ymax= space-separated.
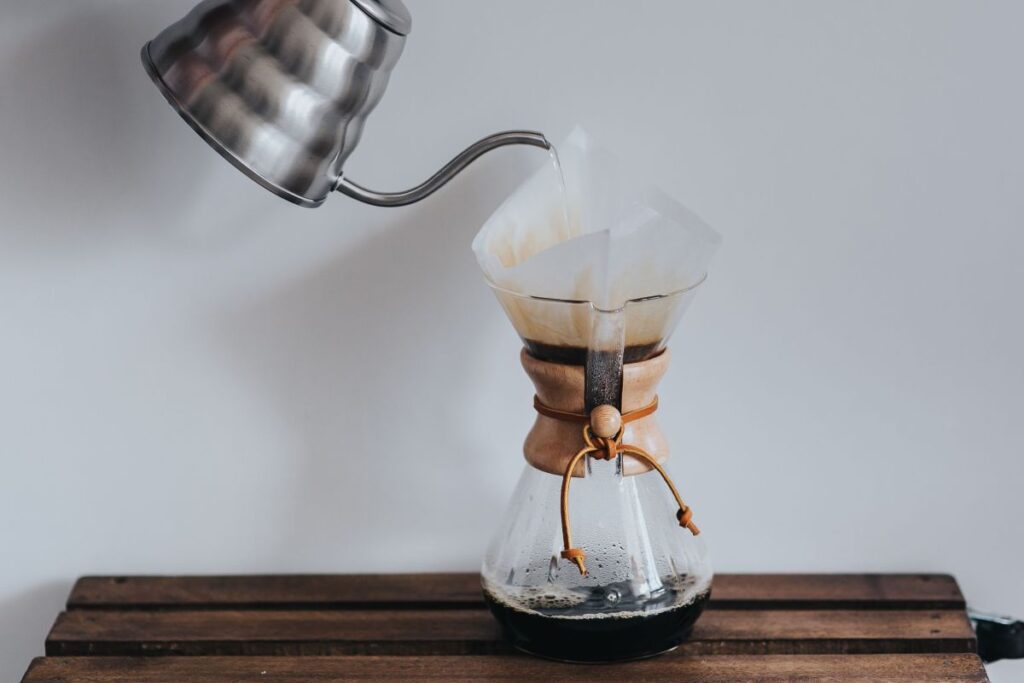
xmin=483 ymin=578 xmax=710 ymax=662
xmin=523 ymin=340 xmax=666 ymax=410
xmin=523 ymin=340 xmax=663 ymax=366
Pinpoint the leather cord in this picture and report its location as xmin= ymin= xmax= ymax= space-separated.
xmin=533 ymin=397 xmax=699 ymax=577
xmin=533 ymin=395 xmax=659 ymax=424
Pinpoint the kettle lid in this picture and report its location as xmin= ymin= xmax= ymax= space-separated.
xmin=352 ymin=0 xmax=412 ymax=36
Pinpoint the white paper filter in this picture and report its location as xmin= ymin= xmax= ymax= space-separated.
xmin=473 ymin=128 xmax=721 ymax=353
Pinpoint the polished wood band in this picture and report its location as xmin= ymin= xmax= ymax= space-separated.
xmin=521 ymin=348 xmax=670 ymax=476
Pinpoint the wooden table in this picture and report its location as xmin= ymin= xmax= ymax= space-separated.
xmin=22 ymin=573 xmax=988 ymax=681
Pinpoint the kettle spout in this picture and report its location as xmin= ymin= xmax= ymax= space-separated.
xmin=335 ymin=130 xmax=550 ymax=207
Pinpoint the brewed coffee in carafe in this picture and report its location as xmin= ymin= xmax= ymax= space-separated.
xmin=474 ymin=130 xmax=721 ymax=661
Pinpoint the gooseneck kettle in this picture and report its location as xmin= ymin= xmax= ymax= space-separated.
xmin=142 ymin=0 xmax=549 ymax=207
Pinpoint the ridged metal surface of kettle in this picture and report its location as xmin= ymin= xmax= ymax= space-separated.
xmin=143 ymin=0 xmax=548 ymax=208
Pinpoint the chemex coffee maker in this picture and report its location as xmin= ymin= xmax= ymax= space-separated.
xmin=143 ymin=0 xmax=715 ymax=662
xmin=477 ymin=285 xmax=713 ymax=661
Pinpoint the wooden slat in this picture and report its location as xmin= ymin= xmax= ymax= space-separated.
xmin=66 ymin=574 xmax=484 ymax=610
xmin=712 ymin=574 xmax=965 ymax=610
xmin=22 ymin=654 xmax=990 ymax=682
xmin=45 ymin=608 xmax=976 ymax=657
xmin=67 ymin=573 xmax=965 ymax=611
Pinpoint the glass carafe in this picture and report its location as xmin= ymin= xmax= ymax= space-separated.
xmin=481 ymin=282 xmax=712 ymax=662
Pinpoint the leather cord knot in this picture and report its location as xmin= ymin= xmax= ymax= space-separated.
xmin=590 ymin=433 xmax=619 ymax=462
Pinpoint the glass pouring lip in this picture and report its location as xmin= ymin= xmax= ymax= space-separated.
xmin=483 ymin=272 xmax=709 ymax=313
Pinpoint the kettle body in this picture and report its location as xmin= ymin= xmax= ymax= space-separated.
xmin=143 ymin=0 xmax=410 ymax=207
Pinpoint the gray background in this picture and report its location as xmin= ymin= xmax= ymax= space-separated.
xmin=1 ymin=1 xmax=1022 ymax=680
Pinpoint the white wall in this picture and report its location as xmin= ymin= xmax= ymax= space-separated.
xmin=2 ymin=0 xmax=1022 ymax=679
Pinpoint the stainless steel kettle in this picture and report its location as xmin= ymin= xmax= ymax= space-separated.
xmin=142 ymin=0 xmax=549 ymax=208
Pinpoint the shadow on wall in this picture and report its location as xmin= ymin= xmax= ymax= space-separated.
xmin=0 ymin=3 xmax=208 ymax=251
xmin=0 ymin=581 xmax=70 ymax=683
xmin=214 ymin=166 xmax=526 ymax=569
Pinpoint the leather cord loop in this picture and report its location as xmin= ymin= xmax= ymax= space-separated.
xmin=534 ymin=395 xmax=659 ymax=424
